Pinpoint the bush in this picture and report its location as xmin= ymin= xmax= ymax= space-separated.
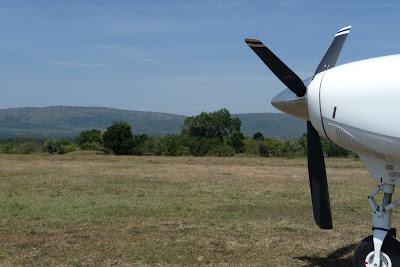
xmin=320 ymin=137 xmax=351 ymax=157
xmin=260 ymin=138 xmax=285 ymax=157
xmin=243 ymin=138 xmax=262 ymax=155
xmin=136 ymin=137 xmax=165 ymax=156
xmin=207 ymin=144 xmax=235 ymax=156
xmin=182 ymin=135 xmax=222 ymax=156
xmin=282 ymin=138 xmax=301 ymax=158
xmin=77 ymin=129 xmax=102 ymax=150
xmin=42 ymin=138 xmax=66 ymax=154
xmin=17 ymin=142 xmax=42 ymax=154
xmin=0 ymin=137 xmax=41 ymax=154
xmin=161 ymin=134 xmax=190 ymax=156
xmin=0 ymin=143 xmax=14 ymax=154
xmin=63 ymin=144 xmax=78 ymax=153
xmin=80 ymin=142 xmax=101 ymax=151
xmin=130 ymin=134 xmax=150 ymax=155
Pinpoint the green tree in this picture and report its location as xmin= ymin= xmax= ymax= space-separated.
xmin=131 ymin=134 xmax=150 ymax=155
xmin=320 ymin=136 xmax=350 ymax=157
xmin=183 ymin=108 xmax=241 ymax=140
xmin=161 ymin=134 xmax=190 ymax=156
xmin=77 ymin=129 xmax=102 ymax=150
xmin=227 ymin=132 xmax=245 ymax=153
xmin=139 ymin=137 xmax=165 ymax=156
xmin=260 ymin=138 xmax=285 ymax=157
xmin=242 ymin=138 xmax=260 ymax=155
xmin=298 ymin=133 xmax=354 ymax=158
xmin=102 ymin=121 xmax=134 ymax=155
xmin=298 ymin=133 xmax=307 ymax=156
xmin=282 ymin=138 xmax=301 ymax=158
xmin=253 ymin=132 xmax=264 ymax=141
xmin=181 ymin=134 xmax=222 ymax=156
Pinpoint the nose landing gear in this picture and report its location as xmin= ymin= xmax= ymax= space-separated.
xmin=353 ymin=184 xmax=400 ymax=267
xmin=353 ymin=235 xmax=400 ymax=267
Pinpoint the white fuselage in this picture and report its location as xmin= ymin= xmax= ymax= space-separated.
xmin=307 ymin=55 xmax=400 ymax=184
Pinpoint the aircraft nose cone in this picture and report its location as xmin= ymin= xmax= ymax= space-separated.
xmin=271 ymin=88 xmax=310 ymax=120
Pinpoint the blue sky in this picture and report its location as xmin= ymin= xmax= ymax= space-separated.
xmin=1 ymin=1 xmax=400 ymax=115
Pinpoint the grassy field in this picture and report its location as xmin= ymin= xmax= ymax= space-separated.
xmin=0 ymin=152 xmax=398 ymax=266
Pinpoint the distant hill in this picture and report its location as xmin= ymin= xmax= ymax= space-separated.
xmin=0 ymin=106 xmax=186 ymax=139
xmin=0 ymin=106 xmax=306 ymax=139
xmin=233 ymin=113 xmax=306 ymax=138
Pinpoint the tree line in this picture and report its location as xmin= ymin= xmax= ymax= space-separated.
xmin=0 ymin=108 xmax=356 ymax=158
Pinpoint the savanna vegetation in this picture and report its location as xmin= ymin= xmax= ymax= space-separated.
xmin=0 ymin=108 xmax=356 ymax=158
xmin=0 ymin=109 xmax=385 ymax=266
xmin=0 ymin=153 xmax=393 ymax=266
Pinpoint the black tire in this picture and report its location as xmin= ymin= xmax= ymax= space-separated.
xmin=353 ymin=235 xmax=400 ymax=266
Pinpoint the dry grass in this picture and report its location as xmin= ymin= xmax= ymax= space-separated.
xmin=0 ymin=152 xmax=398 ymax=266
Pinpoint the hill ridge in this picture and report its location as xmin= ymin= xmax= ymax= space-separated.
xmin=0 ymin=106 xmax=306 ymax=139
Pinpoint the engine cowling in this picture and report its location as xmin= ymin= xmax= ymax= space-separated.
xmin=308 ymin=55 xmax=400 ymax=161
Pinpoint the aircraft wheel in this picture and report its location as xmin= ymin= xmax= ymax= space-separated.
xmin=353 ymin=235 xmax=400 ymax=267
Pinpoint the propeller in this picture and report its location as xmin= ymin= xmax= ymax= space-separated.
xmin=245 ymin=26 xmax=351 ymax=229
xmin=245 ymin=39 xmax=306 ymax=97
xmin=307 ymin=120 xmax=332 ymax=229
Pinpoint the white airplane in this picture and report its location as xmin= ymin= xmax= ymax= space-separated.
xmin=246 ymin=26 xmax=400 ymax=266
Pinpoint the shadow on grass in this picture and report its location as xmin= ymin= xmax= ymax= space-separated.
xmin=294 ymin=243 xmax=357 ymax=267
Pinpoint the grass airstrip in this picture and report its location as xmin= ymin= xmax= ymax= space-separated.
xmin=0 ymin=152 xmax=398 ymax=266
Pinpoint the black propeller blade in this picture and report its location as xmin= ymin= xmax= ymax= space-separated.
xmin=314 ymin=26 xmax=351 ymax=75
xmin=245 ymin=39 xmax=306 ymax=97
xmin=303 ymin=26 xmax=351 ymax=229
xmin=307 ymin=121 xmax=332 ymax=229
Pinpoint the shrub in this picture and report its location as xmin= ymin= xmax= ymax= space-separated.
xmin=80 ymin=142 xmax=101 ymax=151
xmin=243 ymin=138 xmax=261 ymax=155
xmin=42 ymin=138 xmax=66 ymax=154
xmin=63 ymin=144 xmax=78 ymax=153
xmin=282 ymin=138 xmax=301 ymax=158
xmin=0 ymin=137 xmax=41 ymax=154
xmin=161 ymin=134 xmax=190 ymax=156
xmin=77 ymin=129 xmax=102 ymax=150
xmin=207 ymin=144 xmax=235 ymax=156
xmin=0 ymin=143 xmax=14 ymax=154
xmin=139 ymin=138 xmax=165 ymax=156
xmin=182 ymin=135 xmax=222 ymax=156
xmin=16 ymin=142 xmax=41 ymax=154
xmin=320 ymin=137 xmax=351 ymax=157
xmin=131 ymin=134 xmax=150 ymax=155
xmin=259 ymin=138 xmax=285 ymax=157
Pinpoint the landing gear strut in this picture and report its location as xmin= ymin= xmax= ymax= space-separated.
xmin=353 ymin=184 xmax=400 ymax=266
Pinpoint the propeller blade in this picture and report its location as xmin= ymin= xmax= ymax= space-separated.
xmin=314 ymin=26 xmax=351 ymax=75
xmin=305 ymin=26 xmax=351 ymax=228
xmin=307 ymin=121 xmax=332 ymax=229
xmin=245 ymin=38 xmax=306 ymax=97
